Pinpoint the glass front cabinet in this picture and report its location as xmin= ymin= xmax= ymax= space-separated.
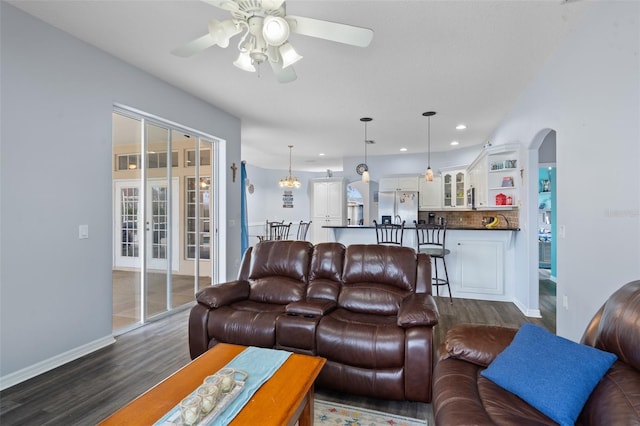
xmin=442 ymin=169 xmax=466 ymax=208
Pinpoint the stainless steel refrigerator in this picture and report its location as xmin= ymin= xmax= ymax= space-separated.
xmin=378 ymin=191 xmax=418 ymax=225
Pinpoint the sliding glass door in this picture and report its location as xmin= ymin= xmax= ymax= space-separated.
xmin=112 ymin=109 xmax=219 ymax=333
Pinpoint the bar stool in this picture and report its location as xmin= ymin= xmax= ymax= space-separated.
xmin=373 ymin=220 xmax=405 ymax=246
xmin=414 ymin=220 xmax=452 ymax=303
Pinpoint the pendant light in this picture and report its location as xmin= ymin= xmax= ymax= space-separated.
xmin=423 ymin=111 xmax=436 ymax=182
xmin=357 ymin=117 xmax=373 ymax=183
xmin=278 ymin=145 xmax=301 ymax=188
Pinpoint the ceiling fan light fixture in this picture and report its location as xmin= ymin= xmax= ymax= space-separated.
xmin=280 ymin=42 xmax=303 ymax=69
xmin=263 ymin=16 xmax=290 ymax=46
xmin=233 ymin=51 xmax=256 ymax=72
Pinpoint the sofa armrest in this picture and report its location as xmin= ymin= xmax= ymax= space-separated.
xmin=439 ymin=324 xmax=518 ymax=367
xmin=286 ymin=298 xmax=336 ymax=316
xmin=195 ymin=280 xmax=250 ymax=308
xmin=397 ymin=293 xmax=439 ymax=328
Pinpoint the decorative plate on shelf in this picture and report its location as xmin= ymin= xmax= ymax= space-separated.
xmin=356 ymin=163 xmax=368 ymax=175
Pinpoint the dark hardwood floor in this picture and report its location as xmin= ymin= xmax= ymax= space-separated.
xmin=0 ymin=283 xmax=555 ymax=425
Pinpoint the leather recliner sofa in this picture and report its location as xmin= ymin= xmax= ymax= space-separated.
xmin=432 ymin=280 xmax=640 ymax=425
xmin=189 ymin=240 xmax=440 ymax=402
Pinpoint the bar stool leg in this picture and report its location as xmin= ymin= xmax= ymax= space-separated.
xmin=442 ymin=256 xmax=452 ymax=304
xmin=433 ymin=257 xmax=440 ymax=297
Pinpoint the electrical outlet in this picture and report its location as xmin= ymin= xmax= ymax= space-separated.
xmin=562 ymin=294 xmax=569 ymax=310
xmin=559 ymin=225 xmax=566 ymax=239
xmin=79 ymin=224 xmax=89 ymax=239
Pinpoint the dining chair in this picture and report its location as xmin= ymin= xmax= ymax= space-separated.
xmin=258 ymin=220 xmax=285 ymax=241
xmin=414 ymin=220 xmax=452 ymax=303
xmin=373 ymin=220 xmax=405 ymax=246
xmin=296 ymin=220 xmax=312 ymax=240
xmin=269 ymin=222 xmax=292 ymax=240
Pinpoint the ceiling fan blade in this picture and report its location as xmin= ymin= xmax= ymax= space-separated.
xmin=269 ymin=59 xmax=297 ymax=84
xmin=200 ymin=0 xmax=240 ymax=12
xmin=286 ymin=15 xmax=373 ymax=47
xmin=171 ymin=34 xmax=217 ymax=57
xmin=261 ymin=0 xmax=285 ymax=10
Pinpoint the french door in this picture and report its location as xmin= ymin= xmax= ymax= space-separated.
xmin=113 ymin=179 xmax=179 ymax=271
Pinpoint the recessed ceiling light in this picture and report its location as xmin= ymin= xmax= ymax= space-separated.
xmin=456 ymin=124 xmax=467 ymax=130
xmin=450 ymin=141 xmax=459 ymax=146
xmin=400 ymin=147 xmax=407 ymax=152
xmin=319 ymin=153 xmax=325 ymax=156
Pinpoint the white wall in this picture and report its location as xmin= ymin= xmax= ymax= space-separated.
xmin=488 ymin=1 xmax=640 ymax=340
xmin=0 ymin=3 xmax=241 ymax=385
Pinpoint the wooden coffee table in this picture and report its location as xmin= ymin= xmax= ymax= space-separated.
xmin=99 ymin=343 xmax=325 ymax=426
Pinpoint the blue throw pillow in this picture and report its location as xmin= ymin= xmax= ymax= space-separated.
xmin=481 ymin=323 xmax=617 ymax=426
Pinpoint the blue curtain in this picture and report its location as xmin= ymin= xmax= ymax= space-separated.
xmin=240 ymin=161 xmax=249 ymax=256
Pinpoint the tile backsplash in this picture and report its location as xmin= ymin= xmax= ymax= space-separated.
xmin=417 ymin=209 xmax=519 ymax=229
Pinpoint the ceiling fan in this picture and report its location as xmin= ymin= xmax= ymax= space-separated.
xmin=171 ymin=0 xmax=374 ymax=83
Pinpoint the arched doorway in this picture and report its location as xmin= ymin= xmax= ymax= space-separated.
xmin=527 ymin=129 xmax=557 ymax=328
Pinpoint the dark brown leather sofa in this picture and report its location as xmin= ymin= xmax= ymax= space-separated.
xmin=189 ymin=240 xmax=439 ymax=402
xmin=433 ymin=280 xmax=640 ymax=425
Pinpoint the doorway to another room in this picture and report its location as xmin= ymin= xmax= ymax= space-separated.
xmin=111 ymin=109 xmax=220 ymax=334
xmin=537 ymin=131 xmax=557 ymax=328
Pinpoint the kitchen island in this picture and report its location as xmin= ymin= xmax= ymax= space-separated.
xmin=322 ymin=225 xmax=526 ymax=310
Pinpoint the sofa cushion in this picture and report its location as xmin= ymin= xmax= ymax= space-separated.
xmin=481 ymin=323 xmax=617 ymax=426
xmin=249 ymin=240 xmax=312 ymax=282
xmin=433 ymin=357 xmax=556 ymax=425
xmin=342 ymin=245 xmax=416 ymax=292
xmin=248 ymin=240 xmax=313 ymax=304
xmin=207 ymin=302 xmax=285 ymax=348
xmin=339 ymin=282 xmax=410 ymax=315
xmin=316 ymin=308 xmax=405 ymax=368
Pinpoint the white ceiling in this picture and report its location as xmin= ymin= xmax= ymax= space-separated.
xmin=8 ymin=0 xmax=591 ymax=172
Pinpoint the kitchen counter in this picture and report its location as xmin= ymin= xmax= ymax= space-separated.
xmin=324 ymin=225 xmax=520 ymax=231
xmin=322 ymin=225 xmax=519 ymax=247
xmin=319 ymin=225 xmax=519 ymax=305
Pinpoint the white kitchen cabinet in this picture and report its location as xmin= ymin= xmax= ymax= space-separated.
xmin=379 ymin=176 xmax=419 ymax=192
xmin=442 ymin=169 xmax=466 ymax=208
xmin=418 ymin=176 xmax=442 ymax=210
xmin=456 ymin=240 xmax=504 ymax=295
xmin=311 ymin=178 xmax=346 ymax=243
xmin=467 ymin=144 xmax=519 ymax=209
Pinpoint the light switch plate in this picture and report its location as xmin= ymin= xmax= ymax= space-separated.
xmin=79 ymin=224 xmax=89 ymax=239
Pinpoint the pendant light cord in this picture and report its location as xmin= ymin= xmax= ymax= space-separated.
xmin=364 ymin=121 xmax=368 ymax=164
xmin=427 ymin=116 xmax=431 ymax=167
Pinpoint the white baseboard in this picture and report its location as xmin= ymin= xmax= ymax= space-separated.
xmin=514 ymin=298 xmax=542 ymax=318
xmin=0 ymin=335 xmax=115 ymax=391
